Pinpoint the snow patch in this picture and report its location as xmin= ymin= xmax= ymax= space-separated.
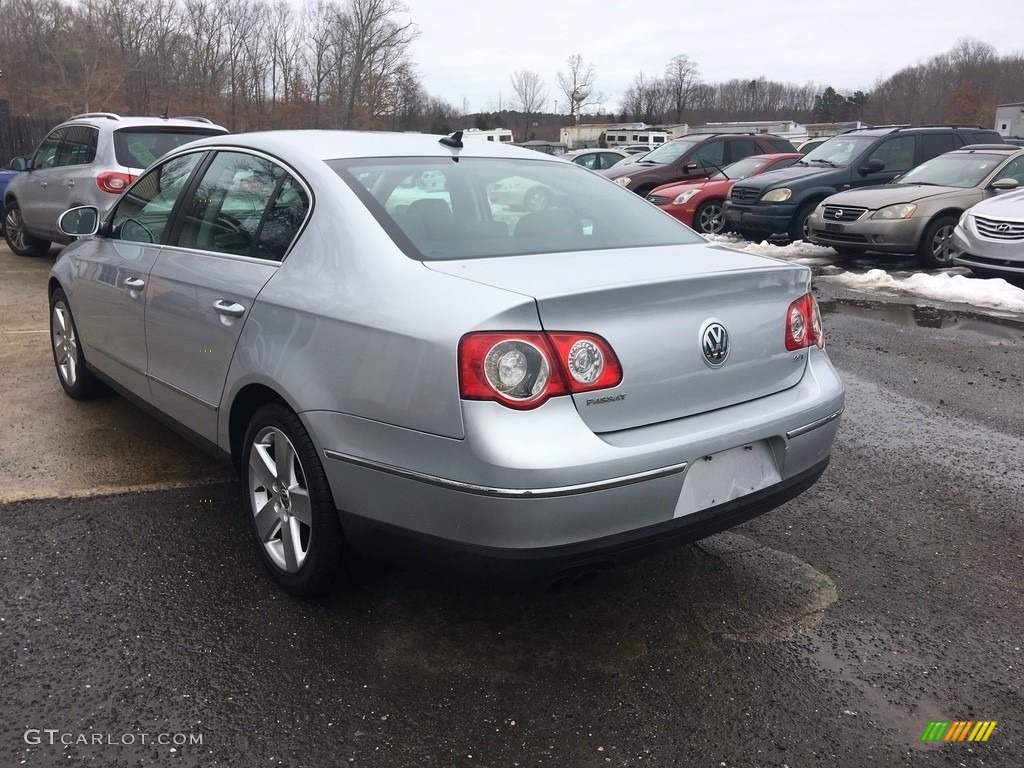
xmin=830 ymin=269 xmax=1024 ymax=313
xmin=706 ymin=235 xmax=1024 ymax=315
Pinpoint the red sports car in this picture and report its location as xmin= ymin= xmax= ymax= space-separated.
xmin=647 ymin=153 xmax=802 ymax=234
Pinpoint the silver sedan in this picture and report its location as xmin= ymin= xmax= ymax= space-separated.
xmin=49 ymin=130 xmax=844 ymax=596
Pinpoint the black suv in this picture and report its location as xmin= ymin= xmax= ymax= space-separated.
xmin=723 ymin=125 xmax=1006 ymax=242
xmin=600 ymin=133 xmax=797 ymax=195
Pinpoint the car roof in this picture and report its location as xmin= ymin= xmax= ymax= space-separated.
xmin=179 ymin=130 xmax=550 ymax=161
xmin=953 ymin=144 xmax=1023 ymax=153
xmin=57 ymin=113 xmax=229 ymax=132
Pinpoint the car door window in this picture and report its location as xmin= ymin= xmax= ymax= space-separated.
xmin=32 ymin=129 xmax=66 ymax=169
xmin=55 ymin=126 xmax=98 ymax=167
xmin=109 ymin=151 xmax=204 ymax=244
xmin=176 ymin=151 xmax=303 ymax=260
xmin=253 ymin=175 xmax=310 ymax=262
xmin=727 ymin=139 xmax=760 ymax=163
xmin=866 ymin=136 xmax=916 ymax=173
xmin=692 ymin=141 xmax=725 ymax=168
xmin=993 ymin=156 xmax=1024 ymax=185
xmin=920 ymin=134 xmax=957 ymax=161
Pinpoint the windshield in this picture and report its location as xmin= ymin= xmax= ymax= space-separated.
xmin=895 ymin=153 xmax=1005 ymax=188
xmin=330 ymin=156 xmax=704 ymax=260
xmin=801 ymin=135 xmax=879 ymax=167
xmin=113 ymin=127 xmax=226 ymax=169
xmin=631 ymin=138 xmax=701 ymax=165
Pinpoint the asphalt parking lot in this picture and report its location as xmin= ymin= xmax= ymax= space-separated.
xmin=1 ymin=242 xmax=1022 ymax=767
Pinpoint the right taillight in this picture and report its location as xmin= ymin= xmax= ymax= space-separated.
xmin=96 ymin=172 xmax=136 ymax=194
xmin=458 ymin=331 xmax=622 ymax=410
xmin=785 ymin=293 xmax=824 ymax=350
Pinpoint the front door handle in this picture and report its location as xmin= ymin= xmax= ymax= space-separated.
xmin=66 ymin=180 xmax=75 ymax=188
xmin=124 ymin=277 xmax=145 ymax=290
xmin=213 ymin=300 xmax=246 ymax=318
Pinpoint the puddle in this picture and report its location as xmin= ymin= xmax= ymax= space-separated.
xmin=820 ymin=297 xmax=1024 ymax=341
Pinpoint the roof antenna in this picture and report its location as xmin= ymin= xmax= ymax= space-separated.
xmin=439 ymin=130 xmax=463 ymax=149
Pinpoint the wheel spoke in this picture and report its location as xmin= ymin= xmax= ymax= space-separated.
xmin=253 ymin=497 xmax=280 ymax=542
xmin=276 ymin=436 xmax=297 ymax=487
xmin=288 ymin=487 xmax=312 ymax=527
xmin=250 ymin=441 xmax=279 ymax=491
xmin=280 ymin=517 xmax=300 ymax=571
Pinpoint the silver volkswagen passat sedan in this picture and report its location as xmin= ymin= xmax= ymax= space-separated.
xmin=49 ymin=130 xmax=844 ymax=596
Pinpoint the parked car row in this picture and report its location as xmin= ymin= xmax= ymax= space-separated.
xmin=612 ymin=124 xmax=1022 ymax=280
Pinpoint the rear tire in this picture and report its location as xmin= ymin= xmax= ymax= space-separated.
xmin=242 ymin=403 xmax=348 ymax=597
xmin=3 ymin=200 xmax=51 ymax=256
xmin=917 ymin=215 xmax=959 ymax=269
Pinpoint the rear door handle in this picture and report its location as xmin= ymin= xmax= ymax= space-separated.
xmin=124 ymin=277 xmax=145 ymax=290
xmin=66 ymin=180 xmax=75 ymax=188
xmin=213 ymin=300 xmax=246 ymax=318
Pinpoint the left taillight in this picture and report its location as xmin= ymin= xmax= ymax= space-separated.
xmin=96 ymin=172 xmax=136 ymax=194
xmin=784 ymin=292 xmax=824 ymax=351
xmin=458 ymin=332 xmax=622 ymax=410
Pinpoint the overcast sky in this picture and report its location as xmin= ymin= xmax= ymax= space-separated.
xmin=396 ymin=0 xmax=1024 ymax=114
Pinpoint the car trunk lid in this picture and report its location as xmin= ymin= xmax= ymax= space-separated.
xmin=428 ymin=244 xmax=811 ymax=433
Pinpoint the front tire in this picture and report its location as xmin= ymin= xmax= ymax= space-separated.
xmin=917 ymin=215 xmax=959 ymax=269
xmin=242 ymin=403 xmax=347 ymax=597
xmin=4 ymin=200 xmax=51 ymax=256
xmin=788 ymin=202 xmax=817 ymax=243
xmin=50 ymin=288 xmax=106 ymax=399
xmin=693 ymin=199 xmax=726 ymax=235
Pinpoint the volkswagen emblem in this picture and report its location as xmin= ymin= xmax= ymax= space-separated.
xmin=701 ymin=321 xmax=730 ymax=367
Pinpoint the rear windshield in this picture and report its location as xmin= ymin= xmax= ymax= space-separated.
xmin=113 ymin=127 xmax=226 ymax=169
xmin=329 ymin=156 xmax=704 ymax=260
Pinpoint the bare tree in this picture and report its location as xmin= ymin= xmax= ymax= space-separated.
xmin=556 ymin=54 xmax=603 ymax=124
xmin=337 ymin=0 xmax=417 ymax=129
xmin=510 ymin=70 xmax=546 ymax=141
xmin=664 ymin=54 xmax=700 ymax=123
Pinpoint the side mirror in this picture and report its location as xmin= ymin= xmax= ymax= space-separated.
xmin=990 ymin=178 xmax=1020 ymax=191
xmin=859 ymin=158 xmax=885 ymax=175
xmin=59 ymin=206 xmax=100 ymax=237
xmin=9 ymin=156 xmax=28 ymax=172
xmin=683 ymin=162 xmax=700 ymax=172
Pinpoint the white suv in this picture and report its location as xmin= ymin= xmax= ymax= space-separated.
xmin=3 ymin=113 xmax=227 ymax=256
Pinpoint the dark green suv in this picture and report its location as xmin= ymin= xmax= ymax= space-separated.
xmin=723 ymin=125 xmax=1006 ymax=242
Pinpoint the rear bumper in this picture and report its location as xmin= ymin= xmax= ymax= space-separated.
xmin=304 ymin=349 xmax=843 ymax=581
xmin=342 ymin=457 xmax=831 ymax=587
